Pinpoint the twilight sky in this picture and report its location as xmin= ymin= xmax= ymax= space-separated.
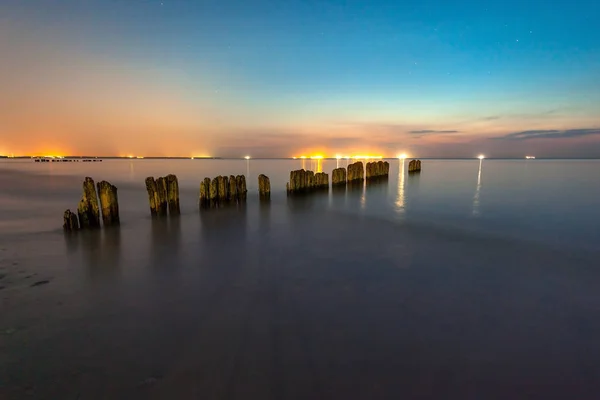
xmin=1 ymin=0 xmax=599 ymax=158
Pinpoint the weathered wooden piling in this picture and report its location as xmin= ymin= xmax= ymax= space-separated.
xmin=366 ymin=161 xmax=390 ymax=180
xmin=236 ymin=175 xmax=247 ymax=201
xmin=287 ymin=169 xmax=329 ymax=193
xmin=210 ymin=177 xmax=219 ymax=206
xmin=156 ymin=177 xmax=168 ymax=215
xmin=199 ymin=177 xmax=211 ymax=208
xmin=97 ymin=180 xmax=120 ymax=226
xmin=77 ymin=177 xmax=101 ymax=229
xmin=146 ymin=177 xmax=159 ymax=216
xmin=229 ymin=175 xmax=238 ymax=201
xmin=166 ymin=174 xmax=180 ymax=215
xmin=145 ymin=177 xmax=168 ymax=216
xmin=217 ymin=175 xmax=229 ymax=202
xmin=408 ymin=159 xmax=422 ymax=173
xmin=287 ymin=169 xmax=306 ymax=193
xmin=332 ymin=168 xmax=347 ymax=186
xmin=315 ymin=172 xmax=329 ymax=189
xmin=201 ymin=174 xmax=248 ymax=208
xmin=63 ymin=209 xmax=79 ymax=231
xmin=347 ymin=162 xmax=365 ymax=182
xmin=258 ymin=174 xmax=271 ymax=199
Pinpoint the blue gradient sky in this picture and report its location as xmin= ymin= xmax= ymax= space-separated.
xmin=1 ymin=0 xmax=599 ymax=157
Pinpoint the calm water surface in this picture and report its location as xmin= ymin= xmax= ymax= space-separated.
xmin=1 ymin=159 xmax=600 ymax=399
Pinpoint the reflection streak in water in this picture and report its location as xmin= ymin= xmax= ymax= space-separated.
xmin=473 ymin=159 xmax=483 ymax=216
xmin=395 ymin=158 xmax=405 ymax=213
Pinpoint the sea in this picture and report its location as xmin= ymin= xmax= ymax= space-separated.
xmin=1 ymin=158 xmax=600 ymax=399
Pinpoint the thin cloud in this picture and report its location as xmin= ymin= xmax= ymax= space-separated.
xmin=408 ymin=130 xmax=460 ymax=134
xmin=483 ymin=116 xmax=500 ymax=121
xmin=494 ymin=128 xmax=600 ymax=141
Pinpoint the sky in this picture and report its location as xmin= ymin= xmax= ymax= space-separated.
xmin=1 ymin=0 xmax=599 ymax=158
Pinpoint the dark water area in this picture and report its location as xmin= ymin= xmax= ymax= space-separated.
xmin=1 ymin=159 xmax=600 ymax=399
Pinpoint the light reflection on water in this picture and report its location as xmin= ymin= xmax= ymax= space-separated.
xmin=472 ymin=158 xmax=483 ymax=216
xmin=395 ymin=158 xmax=405 ymax=213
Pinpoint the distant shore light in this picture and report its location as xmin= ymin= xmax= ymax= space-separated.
xmin=335 ymin=154 xmax=342 ymax=160
xmin=478 ymin=154 xmax=485 ymax=160
xmin=245 ymin=156 xmax=251 ymax=160
xmin=398 ymin=153 xmax=407 ymax=159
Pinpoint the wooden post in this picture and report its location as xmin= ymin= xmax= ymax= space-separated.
xmin=236 ymin=175 xmax=247 ymax=201
xmin=408 ymin=160 xmax=421 ymax=173
xmin=199 ymin=177 xmax=211 ymax=208
xmin=97 ymin=180 xmax=120 ymax=226
xmin=258 ymin=174 xmax=270 ymax=199
xmin=306 ymin=170 xmax=315 ymax=190
xmin=227 ymin=175 xmax=236 ymax=202
xmin=155 ymin=177 xmax=168 ymax=215
xmin=166 ymin=174 xmax=180 ymax=215
xmin=347 ymin=162 xmax=364 ymax=182
xmin=332 ymin=168 xmax=347 ymax=186
xmin=146 ymin=177 xmax=159 ymax=216
xmin=315 ymin=172 xmax=329 ymax=189
xmin=63 ymin=209 xmax=79 ymax=231
xmin=77 ymin=177 xmax=101 ymax=229
xmin=217 ymin=175 xmax=229 ymax=202
xmin=210 ymin=177 xmax=219 ymax=206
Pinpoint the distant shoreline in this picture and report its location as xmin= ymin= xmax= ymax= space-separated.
xmin=2 ymin=156 xmax=600 ymax=161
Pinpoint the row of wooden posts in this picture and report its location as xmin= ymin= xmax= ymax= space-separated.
xmin=63 ymin=160 xmax=422 ymax=231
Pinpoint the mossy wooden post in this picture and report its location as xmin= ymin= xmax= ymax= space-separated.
xmin=77 ymin=177 xmax=100 ymax=229
xmin=408 ymin=160 xmax=421 ymax=173
xmin=97 ymin=181 xmax=120 ymax=226
xmin=315 ymin=172 xmax=328 ymax=189
xmin=199 ymin=177 xmax=211 ymax=208
xmin=229 ymin=175 xmax=238 ymax=202
xmin=365 ymin=162 xmax=373 ymax=179
xmin=63 ymin=209 xmax=79 ymax=231
xmin=217 ymin=175 xmax=229 ymax=202
xmin=145 ymin=177 xmax=159 ymax=216
xmin=155 ymin=177 xmax=168 ymax=215
xmin=258 ymin=174 xmax=270 ymax=199
xmin=210 ymin=177 xmax=219 ymax=207
xmin=306 ymin=170 xmax=315 ymax=190
xmin=366 ymin=161 xmax=390 ymax=180
xmin=287 ymin=169 xmax=301 ymax=193
xmin=236 ymin=175 xmax=247 ymax=201
xmin=332 ymin=168 xmax=346 ymax=186
xmin=166 ymin=174 xmax=180 ymax=215
xmin=383 ymin=161 xmax=390 ymax=175
xmin=347 ymin=161 xmax=364 ymax=182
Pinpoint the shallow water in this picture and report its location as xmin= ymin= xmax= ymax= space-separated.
xmin=1 ymin=159 xmax=600 ymax=399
